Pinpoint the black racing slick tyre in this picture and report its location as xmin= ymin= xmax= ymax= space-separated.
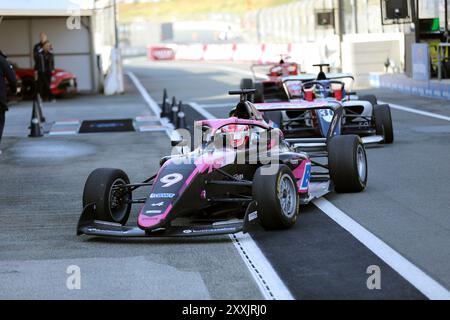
xmin=328 ymin=135 xmax=367 ymax=193
xmin=374 ymin=104 xmax=394 ymax=144
xmin=254 ymin=82 xmax=264 ymax=103
xmin=253 ymin=164 xmax=299 ymax=230
xmin=240 ymin=78 xmax=254 ymax=89
xmin=82 ymin=168 xmax=132 ymax=225
xmin=359 ymin=94 xmax=378 ymax=106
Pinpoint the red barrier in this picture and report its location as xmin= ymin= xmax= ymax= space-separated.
xmin=148 ymin=43 xmax=300 ymax=63
xmin=148 ymin=46 xmax=175 ymax=60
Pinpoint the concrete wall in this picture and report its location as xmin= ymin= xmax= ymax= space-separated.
xmin=342 ymin=33 xmax=403 ymax=87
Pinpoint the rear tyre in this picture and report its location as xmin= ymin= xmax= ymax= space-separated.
xmin=82 ymin=168 xmax=132 ymax=225
xmin=374 ymin=104 xmax=394 ymax=144
xmin=359 ymin=94 xmax=377 ymax=106
xmin=240 ymin=78 xmax=254 ymax=89
xmin=254 ymin=82 xmax=264 ymax=103
xmin=328 ymin=135 xmax=367 ymax=193
xmin=253 ymin=164 xmax=299 ymax=230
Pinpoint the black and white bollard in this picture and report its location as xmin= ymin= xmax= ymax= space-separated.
xmin=161 ymin=89 xmax=168 ymax=118
xmin=171 ymin=100 xmax=179 ymax=124
xmin=36 ymin=94 xmax=46 ymax=123
xmin=29 ymin=98 xmax=43 ymax=138
xmin=176 ymin=102 xmax=186 ymax=129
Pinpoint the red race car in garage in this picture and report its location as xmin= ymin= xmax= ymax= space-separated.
xmin=15 ymin=67 xmax=77 ymax=100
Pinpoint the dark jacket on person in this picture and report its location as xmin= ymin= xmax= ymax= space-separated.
xmin=0 ymin=51 xmax=17 ymax=112
xmin=33 ymin=42 xmax=43 ymax=69
xmin=35 ymin=50 xmax=54 ymax=75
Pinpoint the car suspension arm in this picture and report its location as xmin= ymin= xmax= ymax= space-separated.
xmin=310 ymin=160 xmax=329 ymax=170
xmin=125 ymin=198 xmax=147 ymax=204
xmin=113 ymin=174 xmax=157 ymax=191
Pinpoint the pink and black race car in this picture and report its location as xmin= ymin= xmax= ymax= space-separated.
xmin=15 ymin=67 xmax=77 ymax=99
xmin=240 ymin=55 xmax=300 ymax=103
xmin=77 ymin=90 xmax=368 ymax=238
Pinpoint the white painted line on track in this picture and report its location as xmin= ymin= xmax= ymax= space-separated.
xmin=54 ymin=119 xmax=80 ymax=125
xmin=126 ymin=71 xmax=162 ymax=117
xmin=313 ymin=198 xmax=450 ymax=300
xmin=379 ymin=100 xmax=450 ymax=122
xmin=231 ymin=233 xmax=294 ymax=300
xmin=187 ymin=102 xmax=218 ymax=120
xmin=48 ymin=130 xmax=78 ymax=136
xmin=126 ymin=71 xmax=179 ymax=140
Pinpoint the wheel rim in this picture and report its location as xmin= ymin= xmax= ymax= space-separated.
xmin=356 ymin=145 xmax=367 ymax=182
xmin=108 ymin=178 xmax=129 ymax=222
xmin=277 ymin=174 xmax=297 ymax=218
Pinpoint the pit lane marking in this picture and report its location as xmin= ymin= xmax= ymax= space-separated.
xmin=379 ymin=101 xmax=450 ymax=122
xmin=313 ymin=198 xmax=450 ymax=300
xmin=127 ymin=71 xmax=162 ymax=116
xmin=188 ymin=102 xmax=217 ymax=120
xmin=127 ymin=71 xmax=179 ymax=140
xmin=231 ymin=233 xmax=294 ymax=300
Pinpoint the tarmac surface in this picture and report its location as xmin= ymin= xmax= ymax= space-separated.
xmin=0 ymin=58 xmax=449 ymax=299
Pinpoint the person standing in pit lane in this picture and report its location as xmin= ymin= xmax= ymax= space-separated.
xmin=33 ymin=32 xmax=48 ymax=69
xmin=0 ymin=50 xmax=17 ymax=155
xmin=35 ymin=41 xmax=55 ymax=102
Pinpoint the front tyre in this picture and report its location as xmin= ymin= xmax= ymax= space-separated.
xmin=374 ymin=104 xmax=394 ymax=144
xmin=328 ymin=135 xmax=367 ymax=193
xmin=82 ymin=168 xmax=132 ymax=225
xmin=253 ymin=164 xmax=299 ymax=230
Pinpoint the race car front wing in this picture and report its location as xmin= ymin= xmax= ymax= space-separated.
xmin=76 ymin=202 xmax=259 ymax=238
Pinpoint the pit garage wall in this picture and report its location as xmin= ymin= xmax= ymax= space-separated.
xmin=341 ymin=33 xmax=403 ymax=87
xmin=0 ymin=16 xmax=96 ymax=92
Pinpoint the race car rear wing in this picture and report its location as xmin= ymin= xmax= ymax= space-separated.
xmin=282 ymin=73 xmax=354 ymax=83
xmin=281 ymin=75 xmax=354 ymax=100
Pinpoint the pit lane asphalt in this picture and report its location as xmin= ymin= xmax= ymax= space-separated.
xmin=126 ymin=57 xmax=450 ymax=299
xmin=0 ymin=77 xmax=262 ymax=299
